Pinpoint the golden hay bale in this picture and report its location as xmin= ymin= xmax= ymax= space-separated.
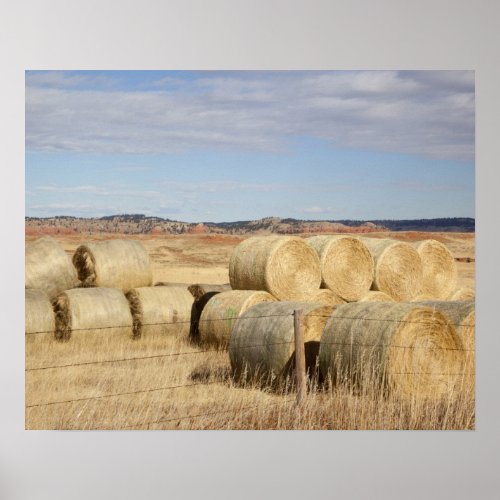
xmin=229 ymin=236 xmax=321 ymax=300
xmin=450 ymin=287 xmax=475 ymax=301
xmin=296 ymin=289 xmax=346 ymax=306
xmin=415 ymin=239 xmax=458 ymax=299
xmin=411 ymin=293 xmax=435 ymax=302
xmin=199 ymin=290 xmax=277 ymax=347
xmin=361 ymin=238 xmax=423 ymax=301
xmin=358 ymin=291 xmax=395 ymax=303
xmin=229 ymin=301 xmax=333 ymax=381
xmin=53 ymin=288 xmax=133 ymax=341
xmin=306 ymin=235 xmax=374 ymax=301
xmin=25 ymin=289 xmax=55 ymax=336
xmin=319 ymin=302 xmax=464 ymax=398
xmin=73 ymin=239 xmax=152 ymax=292
xmin=25 ymin=236 xmax=79 ymax=298
xmin=126 ymin=286 xmax=194 ymax=339
xmin=187 ymin=283 xmax=232 ymax=300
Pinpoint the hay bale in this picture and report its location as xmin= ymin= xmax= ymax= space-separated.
xmin=450 ymin=287 xmax=475 ymax=301
xmin=358 ymin=291 xmax=395 ymax=303
xmin=415 ymin=240 xmax=458 ymax=299
xmin=53 ymin=288 xmax=133 ymax=341
xmin=25 ymin=289 xmax=55 ymax=336
xmin=297 ymin=289 xmax=346 ymax=306
xmin=73 ymin=239 xmax=152 ymax=292
xmin=229 ymin=301 xmax=333 ymax=381
xmin=306 ymin=235 xmax=374 ymax=301
xmin=126 ymin=286 xmax=194 ymax=339
xmin=229 ymin=236 xmax=321 ymax=300
xmin=25 ymin=236 xmax=79 ymax=298
xmin=411 ymin=293 xmax=435 ymax=302
xmin=319 ymin=302 xmax=464 ymax=398
xmin=361 ymin=238 xmax=423 ymax=301
xmin=199 ymin=290 xmax=277 ymax=347
xmin=187 ymin=283 xmax=232 ymax=300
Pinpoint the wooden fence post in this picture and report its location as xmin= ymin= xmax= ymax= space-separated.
xmin=294 ymin=309 xmax=306 ymax=406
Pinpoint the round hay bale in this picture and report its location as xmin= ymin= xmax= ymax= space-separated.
xmin=361 ymin=238 xmax=423 ymax=301
xmin=306 ymin=235 xmax=374 ymax=301
xmin=411 ymin=293 xmax=435 ymax=302
xmin=126 ymin=286 xmax=194 ymax=339
xmin=199 ymin=290 xmax=277 ymax=347
xmin=187 ymin=283 xmax=232 ymax=300
xmin=296 ymin=289 xmax=346 ymax=306
xmin=73 ymin=239 xmax=152 ymax=292
xmin=25 ymin=236 xmax=79 ymax=298
xmin=319 ymin=302 xmax=464 ymax=398
xmin=358 ymin=291 xmax=395 ymax=303
xmin=53 ymin=288 xmax=133 ymax=341
xmin=450 ymin=287 xmax=475 ymax=301
xmin=25 ymin=289 xmax=55 ymax=336
xmin=229 ymin=236 xmax=321 ymax=300
xmin=415 ymin=240 xmax=458 ymax=299
xmin=229 ymin=301 xmax=333 ymax=381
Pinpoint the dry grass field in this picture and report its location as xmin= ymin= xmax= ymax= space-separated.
xmin=25 ymin=232 xmax=475 ymax=430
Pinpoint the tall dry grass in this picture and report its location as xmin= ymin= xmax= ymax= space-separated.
xmin=25 ymin=327 xmax=474 ymax=430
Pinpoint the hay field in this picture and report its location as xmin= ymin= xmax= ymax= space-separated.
xmin=25 ymin=231 xmax=475 ymax=430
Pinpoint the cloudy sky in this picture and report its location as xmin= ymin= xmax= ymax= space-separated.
xmin=25 ymin=70 xmax=474 ymax=221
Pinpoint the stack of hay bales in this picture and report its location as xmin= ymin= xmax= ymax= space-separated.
xmin=126 ymin=285 xmax=194 ymax=339
xmin=73 ymin=239 xmax=152 ymax=292
xmin=25 ymin=236 xmax=79 ymax=298
xmin=52 ymin=287 xmax=133 ymax=341
xmin=319 ymin=302 xmax=464 ymax=398
xmin=229 ymin=301 xmax=334 ymax=382
xmin=306 ymin=235 xmax=374 ymax=301
xmin=25 ymin=289 xmax=55 ymax=336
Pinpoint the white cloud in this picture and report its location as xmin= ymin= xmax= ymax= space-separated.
xmin=25 ymin=71 xmax=474 ymax=160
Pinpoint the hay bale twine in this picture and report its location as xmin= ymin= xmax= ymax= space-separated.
xmin=306 ymin=235 xmax=374 ymax=301
xmin=415 ymin=240 xmax=458 ymax=299
xmin=229 ymin=236 xmax=321 ymax=300
xmin=126 ymin=286 xmax=194 ymax=339
xmin=450 ymin=287 xmax=475 ymax=301
xmin=25 ymin=289 xmax=55 ymax=336
xmin=229 ymin=301 xmax=333 ymax=381
xmin=52 ymin=288 xmax=133 ymax=341
xmin=358 ymin=291 xmax=395 ymax=303
xmin=73 ymin=239 xmax=152 ymax=292
xmin=297 ymin=289 xmax=346 ymax=306
xmin=361 ymin=238 xmax=423 ymax=301
xmin=199 ymin=290 xmax=276 ymax=347
xmin=319 ymin=302 xmax=463 ymax=398
xmin=25 ymin=236 xmax=79 ymax=298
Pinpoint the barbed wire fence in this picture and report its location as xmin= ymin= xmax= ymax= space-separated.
xmin=25 ymin=310 xmax=475 ymax=429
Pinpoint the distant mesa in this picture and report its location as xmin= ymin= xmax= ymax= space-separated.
xmin=25 ymin=215 xmax=475 ymax=236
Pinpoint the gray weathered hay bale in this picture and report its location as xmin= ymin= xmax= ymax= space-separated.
xmin=53 ymin=288 xmax=133 ymax=341
xmin=306 ymin=235 xmax=374 ymax=301
xmin=415 ymin=239 xmax=458 ymax=299
xmin=229 ymin=236 xmax=321 ymax=300
xmin=296 ymin=289 xmax=346 ymax=306
xmin=358 ymin=291 xmax=395 ymax=303
xmin=25 ymin=236 xmax=79 ymax=298
xmin=187 ymin=283 xmax=232 ymax=300
xmin=126 ymin=286 xmax=194 ymax=339
xmin=25 ymin=289 xmax=55 ymax=336
xmin=450 ymin=287 xmax=475 ymax=301
xmin=361 ymin=238 xmax=423 ymax=301
xmin=73 ymin=239 xmax=152 ymax=292
xmin=319 ymin=302 xmax=463 ymax=398
xmin=199 ymin=290 xmax=277 ymax=347
xmin=229 ymin=301 xmax=334 ymax=381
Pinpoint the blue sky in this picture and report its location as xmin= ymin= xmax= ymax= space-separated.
xmin=25 ymin=70 xmax=475 ymax=222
